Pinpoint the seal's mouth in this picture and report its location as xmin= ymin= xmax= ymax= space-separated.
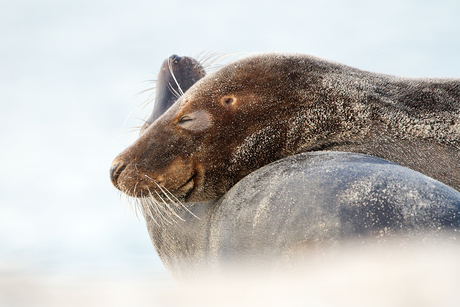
xmin=175 ymin=173 xmax=197 ymax=200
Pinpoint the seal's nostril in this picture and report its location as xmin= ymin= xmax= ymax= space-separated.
xmin=110 ymin=161 xmax=126 ymax=187
xmin=169 ymin=54 xmax=181 ymax=63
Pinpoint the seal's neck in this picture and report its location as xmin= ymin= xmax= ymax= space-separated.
xmin=143 ymin=200 xmax=216 ymax=282
xmin=289 ymin=81 xmax=460 ymax=191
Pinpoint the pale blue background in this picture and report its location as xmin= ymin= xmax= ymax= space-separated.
xmin=1 ymin=0 xmax=459 ymax=278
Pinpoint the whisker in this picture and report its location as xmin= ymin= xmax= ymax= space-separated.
xmin=123 ymin=78 xmax=158 ymax=136
xmin=147 ymin=188 xmax=176 ymax=224
xmin=135 ymin=86 xmax=156 ymax=97
xmin=136 ymin=197 xmax=145 ymax=220
xmin=114 ymin=125 xmax=145 ymax=134
xmin=168 ymin=57 xmax=185 ymax=96
xmin=153 ymin=195 xmax=179 ymax=224
xmin=200 ymin=52 xmax=221 ymax=66
xmin=119 ymin=190 xmax=135 ymax=219
xmin=131 ymin=184 xmax=141 ymax=219
xmin=143 ymin=175 xmax=185 ymax=222
xmin=160 ymin=184 xmax=200 ymax=220
xmin=151 ymin=182 xmax=186 ymax=222
xmin=115 ymin=125 xmax=145 ymax=132
xmin=141 ymin=195 xmax=160 ymax=226
xmin=192 ymin=50 xmax=205 ymax=61
xmin=144 ymin=176 xmax=200 ymax=220
xmin=195 ymin=51 xmax=224 ymax=70
xmin=134 ymin=189 xmax=161 ymax=226
xmin=141 ymin=174 xmax=200 ymax=220
xmin=123 ymin=97 xmax=152 ymax=127
xmin=135 ymin=79 xmax=157 ymax=98
xmin=168 ymin=82 xmax=182 ymax=100
xmin=196 ymin=50 xmax=217 ymax=64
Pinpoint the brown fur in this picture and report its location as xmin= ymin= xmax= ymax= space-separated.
xmin=111 ymin=53 xmax=460 ymax=202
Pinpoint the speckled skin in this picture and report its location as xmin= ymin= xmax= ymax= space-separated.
xmin=111 ymin=53 xmax=460 ymax=202
xmin=146 ymin=152 xmax=460 ymax=281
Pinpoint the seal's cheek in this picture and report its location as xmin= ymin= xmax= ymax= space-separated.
xmin=146 ymin=156 xmax=197 ymax=193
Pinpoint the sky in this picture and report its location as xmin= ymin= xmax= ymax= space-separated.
xmin=0 ymin=0 xmax=459 ymax=280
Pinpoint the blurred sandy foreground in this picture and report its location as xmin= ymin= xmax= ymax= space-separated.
xmin=1 ymin=237 xmax=460 ymax=307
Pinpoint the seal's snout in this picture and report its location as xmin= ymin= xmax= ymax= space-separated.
xmin=110 ymin=161 xmax=126 ymax=188
xmin=170 ymin=54 xmax=181 ymax=63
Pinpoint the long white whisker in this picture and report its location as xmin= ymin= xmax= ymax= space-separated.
xmin=142 ymin=175 xmax=184 ymax=222
xmin=168 ymin=58 xmax=185 ymax=96
xmin=142 ymin=197 xmax=161 ymax=227
xmin=168 ymin=82 xmax=182 ymax=99
xmin=152 ymin=178 xmax=200 ymax=220
xmin=143 ymin=198 xmax=159 ymax=224
xmin=139 ymin=193 xmax=153 ymax=220
xmin=147 ymin=188 xmax=175 ymax=224
xmin=132 ymin=184 xmax=141 ymax=220
xmin=135 ymin=86 xmax=156 ymax=97
xmin=197 ymin=50 xmax=217 ymax=64
xmin=143 ymin=174 xmax=199 ymax=220
xmin=141 ymin=190 xmax=162 ymax=226
xmin=152 ymin=182 xmax=186 ymax=222
xmin=152 ymin=190 xmax=180 ymax=223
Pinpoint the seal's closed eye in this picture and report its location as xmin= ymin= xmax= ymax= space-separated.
xmin=177 ymin=110 xmax=212 ymax=131
xmin=178 ymin=115 xmax=193 ymax=123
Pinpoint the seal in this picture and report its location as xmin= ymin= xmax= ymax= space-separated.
xmin=139 ymin=54 xmax=205 ymax=135
xmin=143 ymin=152 xmax=460 ymax=281
xmin=110 ymin=52 xmax=460 ymax=204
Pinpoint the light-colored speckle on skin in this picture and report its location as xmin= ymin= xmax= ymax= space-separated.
xmin=253 ymin=197 xmax=270 ymax=229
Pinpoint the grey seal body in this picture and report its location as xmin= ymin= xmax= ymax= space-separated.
xmin=145 ymin=152 xmax=460 ymax=281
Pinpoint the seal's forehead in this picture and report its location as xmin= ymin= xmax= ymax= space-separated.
xmin=174 ymin=53 xmax=280 ymax=112
xmin=178 ymin=95 xmax=190 ymax=110
xmin=176 ymin=72 xmax=220 ymax=110
xmin=177 ymin=90 xmax=201 ymax=112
